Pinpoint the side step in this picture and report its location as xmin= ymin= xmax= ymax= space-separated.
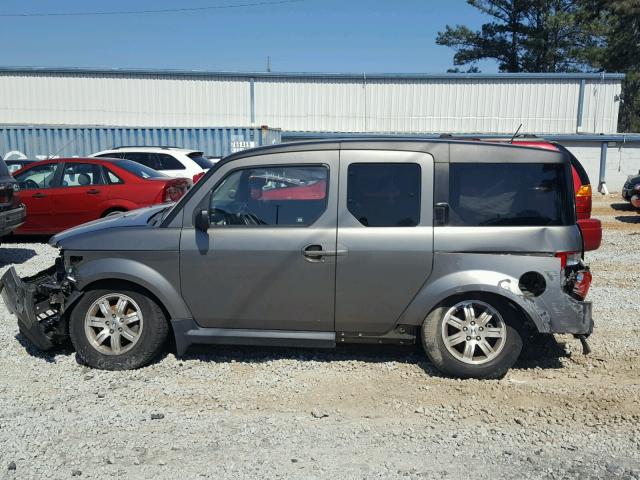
xmin=171 ymin=318 xmax=336 ymax=355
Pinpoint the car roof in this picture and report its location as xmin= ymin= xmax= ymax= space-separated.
xmin=96 ymin=147 xmax=200 ymax=154
xmin=223 ymin=137 xmax=568 ymax=165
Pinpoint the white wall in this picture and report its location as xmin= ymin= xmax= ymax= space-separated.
xmin=560 ymin=141 xmax=640 ymax=192
xmin=0 ymin=71 xmax=623 ymax=135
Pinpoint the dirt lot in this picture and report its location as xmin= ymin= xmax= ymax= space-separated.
xmin=1 ymin=195 xmax=639 ymax=480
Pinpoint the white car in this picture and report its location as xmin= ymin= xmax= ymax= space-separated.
xmin=91 ymin=146 xmax=215 ymax=182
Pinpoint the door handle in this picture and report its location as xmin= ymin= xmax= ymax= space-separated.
xmin=32 ymin=192 xmax=47 ymax=198
xmin=302 ymin=244 xmax=348 ymax=261
xmin=86 ymin=189 xmax=101 ymax=195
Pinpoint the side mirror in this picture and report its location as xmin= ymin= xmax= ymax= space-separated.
xmin=195 ymin=209 xmax=210 ymax=232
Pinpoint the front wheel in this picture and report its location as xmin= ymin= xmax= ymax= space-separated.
xmin=421 ymin=297 xmax=523 ymax=379
xmin=69 ymin=287 xmax=169 ymax=370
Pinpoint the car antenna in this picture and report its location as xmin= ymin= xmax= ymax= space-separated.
xmin=509 ymin=124 xmax=523 ymax=144
xmin=47 ymin=132 xmax=83 ymax=159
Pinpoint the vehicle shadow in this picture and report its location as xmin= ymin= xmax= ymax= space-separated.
xmin=0 ymin=247 xmax=36 ymax=266
xmin=615 ymin=215 xmax=640 ymax=224
xmin=14 ymin=332 xmax=73 ymax=363
xmin=610 ymin=202 xmax=635 ymax=212
xmin=2 ymin=234 xmax=52 ymax=244
xmin=515 ymin=333 xmax=570 ymax=370
xmin=178 ymin=333 xmax=570 ymax=377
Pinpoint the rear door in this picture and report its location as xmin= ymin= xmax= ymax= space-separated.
xmin=52 ymin=162 xmax=109 ymax=230
xmin=335 ymin=149 xmax=434 ymax=334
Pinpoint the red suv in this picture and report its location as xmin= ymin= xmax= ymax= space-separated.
xmin=509 ymin=141 xmax=601 ymax=251
xmin=12 ymin=158 xmax=191 ymax=234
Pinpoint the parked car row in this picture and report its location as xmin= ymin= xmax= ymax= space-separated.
xmin=0 ymin=145 xmax=213 ymax=236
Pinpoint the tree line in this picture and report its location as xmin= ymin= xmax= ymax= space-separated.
xmin=437 ymin=0 xmax=640 ymax=132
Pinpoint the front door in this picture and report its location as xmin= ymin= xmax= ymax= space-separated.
xmin=13 ymin=162 xmax=59 ymax=233
xmin=179 ymin=150 xmax=338 ymax=332
xmin=335 ymin=149 xmax=434 ymax=334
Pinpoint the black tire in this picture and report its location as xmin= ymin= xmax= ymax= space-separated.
xmin=102 ymin=208 xmax=127 ymax=218
xmin=421 ymin=295 xmax=523 ymax=379
xmin=69 ymin=286 xmax=169 ymax=370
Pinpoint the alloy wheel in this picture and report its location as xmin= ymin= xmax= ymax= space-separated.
xmin=84 ymin=293 xmax=144 ymax=355
xmin=440 ymin=300 xmax=507 ymax=365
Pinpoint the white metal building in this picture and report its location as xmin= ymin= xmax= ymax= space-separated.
xmin=0 ymin=67 xmax=638 ymax=191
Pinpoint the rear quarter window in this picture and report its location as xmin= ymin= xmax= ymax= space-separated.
xmin=448 ymin=163 xmax=574 ymax=227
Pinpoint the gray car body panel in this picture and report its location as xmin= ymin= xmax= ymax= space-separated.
xmin=35 ymin=138 xmax=590 ymax=353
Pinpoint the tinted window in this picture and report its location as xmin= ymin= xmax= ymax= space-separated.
xmin=449 ymin=163 xmax=573 ymax=226
xmin=156 ymin=153 xmax=185 ymax=170
xmin=120 ymin=152 xmax=157 ymax=169
xmin=61 ymin=163 xmax=104 ymax=187
xmin=188 ymin=152 xmax=214 ymax=169
xmin=116 ymin=160 xmax=168 ymax=179
xmin=347 ymin=163 xmax=421 ymax=227
xmin=209 ymin=165 xmax=328 ymax=226
xmin=95 ymin=153 xmax=124 ymax=159
xmin=0 ymin=160 xmax=10 ymax=176
xmin=15 ymin=163 xmax=58 ymax=189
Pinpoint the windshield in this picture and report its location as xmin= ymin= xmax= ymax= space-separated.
xmin=116 ymin=160 xmax=168 ymax=179
xmin=188 ymin=152 xmax=214 ymax=169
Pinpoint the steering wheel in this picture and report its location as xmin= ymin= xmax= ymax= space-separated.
xmin=24 ymin=179 xmax=39 ymax=190
xmin=235 ymin=202 xmax=266 ymax=225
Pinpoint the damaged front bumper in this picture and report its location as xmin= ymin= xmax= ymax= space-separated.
xmin=0 ymin=261 xmax=80 ymax=350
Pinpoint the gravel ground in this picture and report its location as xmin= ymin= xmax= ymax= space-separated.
xmin=1 ymin=196 xmax=639 ymax=480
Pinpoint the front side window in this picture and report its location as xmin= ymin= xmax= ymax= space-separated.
xmin=61 ymin=163 xmax=104 ymax=187
xmin=15 ymin=163 xmax=58 ymax=189
xmin=208 ymin=165 xmax=328 ymax=226
xmin=448 ymin=163 xmax=573 ymax=226
xmin=347 ymin=163 xmax=421 ymax=227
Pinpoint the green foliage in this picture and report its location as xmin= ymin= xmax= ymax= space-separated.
xmin=437 ymin=0 xmax=640 ymax=131
xmin=578 ymin=0 xmax=640 ymax=132
xmin=436 ymin=0 xmax=594 ymax=72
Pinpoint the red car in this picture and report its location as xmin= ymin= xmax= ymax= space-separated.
xmin=12 ymin=158 xmax=191 ymax=234
xmin=508 ymin=141 xmax=602 ymax=251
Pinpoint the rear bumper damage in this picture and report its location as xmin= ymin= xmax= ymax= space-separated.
xmin=0 ymin=261 xmax=80 ymax=350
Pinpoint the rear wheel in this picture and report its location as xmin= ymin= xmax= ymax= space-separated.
xmin=69 ymin=287 xmax=168 ymax=370
xmin=422 ymin=296 xmax=523 ymax=379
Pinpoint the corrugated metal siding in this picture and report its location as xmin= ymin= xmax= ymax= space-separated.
xmin=0 ymin=126 xmax=281 ymax=159
xmin=0 ymin=72 xmax=250 ymax=127
xmin=0 ymin=70 xmax=623 ymax=134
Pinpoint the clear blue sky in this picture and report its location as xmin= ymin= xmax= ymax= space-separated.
xmin=0 ymin=0 xmax=497 ymax=73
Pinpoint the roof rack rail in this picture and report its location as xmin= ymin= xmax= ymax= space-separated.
xmin=111 ymin=145 xmax=182 ymax=150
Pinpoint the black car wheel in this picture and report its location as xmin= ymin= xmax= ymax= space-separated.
xmin=69 ymin=286 xmax=168 ymax=370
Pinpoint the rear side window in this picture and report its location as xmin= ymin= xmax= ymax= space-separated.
xmin=347 ymin=163 xmax=421 ymax=227
xmin=120 ymin=152 xmax=156 ymax=169
xmin=188 ymin=152 xmax=215 ymax=169
xmin=156 ymin=154 xmax=185 ymax=170
xmin=61 ymin=163 xmax=104 ymax=187
xmin=448 ymin=163 xmax=574 ymax=226
xmin=116 ymin=160 xmax=168 ymax=179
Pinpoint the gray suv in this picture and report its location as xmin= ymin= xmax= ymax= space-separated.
xmin=0 ymin=140 xmax=593 ymax=379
